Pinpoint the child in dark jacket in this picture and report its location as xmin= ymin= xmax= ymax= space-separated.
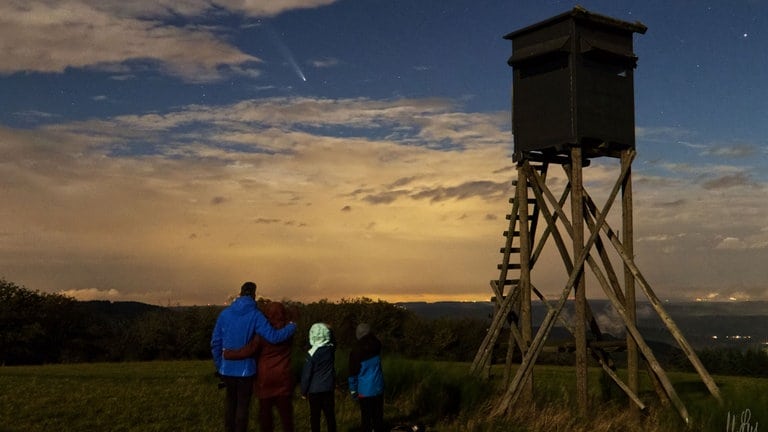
xmin=300 ymin=322 xmax=337 ymax=432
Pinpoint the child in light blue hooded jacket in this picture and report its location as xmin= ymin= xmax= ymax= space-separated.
xmin=348 ymin=323 xmax=384 ymax=432
xmin=300 ymin=322 xmax=337 ymax=432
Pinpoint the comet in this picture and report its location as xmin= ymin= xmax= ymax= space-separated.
xmin=265 ymin=24 xmax=307 ymax=82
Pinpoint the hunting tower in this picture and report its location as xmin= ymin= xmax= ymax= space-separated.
xmin=471 ymin=7 xmax=721 ymax=423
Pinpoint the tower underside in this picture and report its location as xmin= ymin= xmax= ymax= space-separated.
xmin=471 ymin=147 xmax=722 ymax=423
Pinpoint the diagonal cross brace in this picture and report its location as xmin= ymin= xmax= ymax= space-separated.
xmin=583 ymin=196 xmax=723 ymax=404
xmin=470 ymin=280 xmax=524 ymax=374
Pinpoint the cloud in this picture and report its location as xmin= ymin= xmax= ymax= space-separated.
xmin=215 ymin=0 xmax=340 ymax=17
xmin=363 ymin=190 xmax=411 ymax=205
xmin=388 ymin=177 xmax=418 ymax=188
xmin=358 ymin=179 xmax=509 ymax=206
xmin=714 ymin=232 xmax=768 ymax=250
xmin=0 ymin=1 xmax=257 ymax=82
xmin=310 ymin=57 xmax=340 ymax=68
xmin=0 ymin=0 xmax=341 ymax=82
xmin=594 ymin=303 xmax=625 ymax=337
xmin=2 ymin=94 xmax=767 ymax=304
xmin=654 ymin=199 xmax=686 ymax=208
xmin=702 ymin=144 xmax=757 ymax=158
xmin=410 ymin=180 xmax=509 ymax=202
xmin=59 ymin=288 xmax=120 ymax=301
xmin=635 ymin=126 xmax=693 ymax=142
xmin=694 ymin=288 xmax=768 ymax=302
xmin=701 ymin=172 xmax=756 ymax=190
xmin=110 ymin=74 xmax=136 ymax=81
xmin=638 ymin=233 xmax=686 ymax=242
xmin=0 ymin=96 xmax=516 ymax=304
xmin=715 ymin=237 xmax=748 ymax=250
xmin=11 ymin=110 xmax=60 ymax=124
xmin=72 ymin=0 xmax=340 ymax=20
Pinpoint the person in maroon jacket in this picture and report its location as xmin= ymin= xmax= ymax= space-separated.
xmin=224 ymin=301 xmax=295 ymax=432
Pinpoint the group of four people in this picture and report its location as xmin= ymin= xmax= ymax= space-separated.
xmin=210 ymin=281 xmax=385 ymax=432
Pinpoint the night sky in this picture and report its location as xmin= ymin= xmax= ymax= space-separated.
xmin=1 ymin=0 xmax=766 ymax=305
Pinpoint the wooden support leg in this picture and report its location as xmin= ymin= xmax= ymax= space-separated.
xmin=570 ymin=147 xmax=589 ymax=416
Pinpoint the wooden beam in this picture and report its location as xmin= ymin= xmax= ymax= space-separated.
xmin=621 ymin=149 xmax=639 ymax=406
xmin=570 ymin=147 xmax=589 ymax=416
xmin=523 ymin=164 xmax=573 ymax=274
xmin=517 ymin=162 xmax=534 ymax=398
xmin=589 ymin=258 xmax=691 ymax=423
xmin=470 ymin=281 xmax=522 ymax=374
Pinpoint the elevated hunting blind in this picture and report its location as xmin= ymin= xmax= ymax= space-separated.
xmin=506 ymin=7 xmax=646 ymax=161
xmin=473 ymin=7 xmax=722 ymax=425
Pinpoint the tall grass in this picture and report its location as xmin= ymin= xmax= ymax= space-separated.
xmin=383 ymin=358 xmax=487 ymax=425
xmin=0 ymin=361 xmax=220 ymax=432
xmin=1 ymin=359 xmax=766 ymax=431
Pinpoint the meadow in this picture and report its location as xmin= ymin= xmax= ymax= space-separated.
xmin=1 ymin=358 xmax=766 ymax=432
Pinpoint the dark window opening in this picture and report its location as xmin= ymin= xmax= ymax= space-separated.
xmin=582 ymin=56 xmax=631 ymax=78
xmin=518 ymin=53 xmax=569 ymax=79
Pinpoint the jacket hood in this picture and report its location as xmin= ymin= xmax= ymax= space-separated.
xmin=356 ymin=323 xmax=371 ymax=340
xmin=231 ymin=295 xmax=256 ymax=315
xmin=263 ymin=302 xmax=288 ymax=328
xmin=308 ymin=322 xmax=332 ymax=356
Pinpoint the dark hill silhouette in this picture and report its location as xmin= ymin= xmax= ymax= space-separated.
xmin=71 ymin=299 xmax=767 ymax=351
xmin=399 ymin=300 xmax=768 ymax=350
xmin=74 ymin=300 xmax=166 ymax=320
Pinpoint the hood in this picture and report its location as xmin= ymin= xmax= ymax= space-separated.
xmin=230 ymin=295 xmax=256 ymax=315
xmin=308 ymin=322 xmax=332 ymax=356
xmin=356 ymin=323 xmax=371 ymax=340
xmin=263 ymin=302 xmax=288 ymax=329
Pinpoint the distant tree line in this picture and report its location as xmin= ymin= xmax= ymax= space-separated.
xmin=4 ymin=277 xmax=768 ymax=378
xmin=0 ymin=278 xmax=487 ymax=366
xmin=692 ymin=347 xmax=768 ymax=377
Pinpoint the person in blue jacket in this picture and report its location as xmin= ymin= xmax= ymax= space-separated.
xmin=348 ymin=323 xmax=384 ymax=432
xmin=211 ymin=281 xmax=296 ymax=432
xmin=300 ymin=322 xmax=337 ymax=432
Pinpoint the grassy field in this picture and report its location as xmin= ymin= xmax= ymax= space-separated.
xmin=1 ymin=359 xmax=766 ymax=431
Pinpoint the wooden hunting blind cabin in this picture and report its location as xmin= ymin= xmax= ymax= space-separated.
xmin=509 ymin=6 xmax=641 ymax=161
xmin=471 ymin=6 xmax=722 ymax=424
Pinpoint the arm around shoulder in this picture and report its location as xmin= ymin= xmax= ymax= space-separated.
xmin=223 ymin=333 xmax=262 ymax=360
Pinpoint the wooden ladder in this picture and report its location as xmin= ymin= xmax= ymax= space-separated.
xmin=470 ymin=162 xmax=546 ymax=374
